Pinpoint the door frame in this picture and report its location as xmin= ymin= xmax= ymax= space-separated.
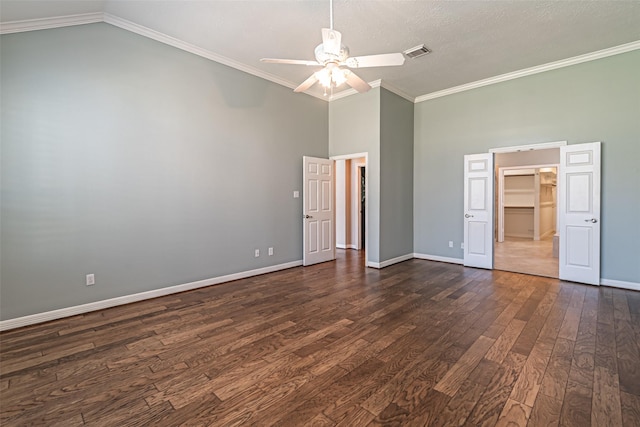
xmin=330 ymin=152 xmax=369 ymax=266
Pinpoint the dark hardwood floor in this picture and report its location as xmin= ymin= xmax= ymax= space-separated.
xmin=1 ymin=250 xmax=640 ymax=426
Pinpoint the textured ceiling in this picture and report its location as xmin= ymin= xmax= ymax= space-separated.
xmin=2 ymin=1 xmax=639 ymax=100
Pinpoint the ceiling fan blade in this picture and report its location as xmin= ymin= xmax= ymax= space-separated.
xmin=345 ymin=53 xmax=405 ymax=68
xmin=321 ymin=28 xmax=342 ymax=56
xmin=294 ymin=74 xmax=319 ymax=93
xmin=261 ymin=58 xmax=321 ymax=66
xmin=344 ymin=70 xmax=371 ymax=93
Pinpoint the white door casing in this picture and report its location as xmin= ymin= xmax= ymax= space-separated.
xmin=559 ymin=142 xmax=601 ymax=285
xmin=303 ymin=156 xmax=335 ymax=266
xmin=464 ymin=153 xmax=494 ymax=269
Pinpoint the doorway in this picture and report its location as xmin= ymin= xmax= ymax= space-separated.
xmin=333 ymin=154 xmax=367 ymax=258
xmin=464 ymin=141 xmax=601 ymax=285
xmin=360 ymin=166 xmax=366 ymax=249
xmin=494 ymin=149 xmax=560 ymax=278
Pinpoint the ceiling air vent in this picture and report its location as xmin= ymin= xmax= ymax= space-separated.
xmin=403 ymin=44 xmax=431 ymax=59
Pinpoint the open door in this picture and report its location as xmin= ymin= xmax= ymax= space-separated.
xmin=463 ymin=153 xmax=494 ymax=269
xmin=303 ymin=156 xmax=335 ymax=266
xmin=559 ymin=142 xmax=601 ymax=285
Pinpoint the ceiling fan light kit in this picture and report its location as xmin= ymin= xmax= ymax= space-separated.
xmin=260 ymin=0 xmax=405 ymax=95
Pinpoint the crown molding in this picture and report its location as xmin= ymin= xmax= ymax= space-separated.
xmin=380 ymin=81 xmax=415 ymax=103
xmin=3 ymin=13 xmax=637 ymax=105
xmin=327 ymin=79 xmax=415 ymax=103
xmin=0 ymin=12 xmax=327 ymax=102
xmin=328 ymin=85 xmax=360 ymax=101
xmin=102 ymin=14 xmax=328 ymax=102
xmin=0 ymin=12 xmax=104 ymax=34
xmin=415 ymin=40 xmax=640 ymax=103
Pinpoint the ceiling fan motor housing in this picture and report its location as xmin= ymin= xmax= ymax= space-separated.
xmin=315 ymin=43 xmax=349 ymax=65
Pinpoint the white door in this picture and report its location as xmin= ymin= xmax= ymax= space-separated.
xmin=559 ymin=142 xmax=601 ymax=285
xmin=303 ymin=156 xmax=335 ymax=266
xmin=464 ymin=153 xmax=494 ymax=269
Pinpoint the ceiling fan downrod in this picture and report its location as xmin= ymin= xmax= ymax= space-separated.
xmin=329 ymin=0 xmax=334 ymax=30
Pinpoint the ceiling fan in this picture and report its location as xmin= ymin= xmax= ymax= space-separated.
xmin=260 ymin=0 xmax=405 ymax=95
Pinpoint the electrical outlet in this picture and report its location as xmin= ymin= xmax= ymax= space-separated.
xmin=448 ymin=241 xmax=453 ymax=248
xmin=293 ymin=191 xmax=300 ymax=198
xmin=86 ymin=274 xmax=95 ymax=286
xmin=268 ymin=247 xmax=274 ymax=256
xmin=461 ymin=242 xmax=465 ymax=249
xmin=254 ymin=249 xmax=260 ymax=257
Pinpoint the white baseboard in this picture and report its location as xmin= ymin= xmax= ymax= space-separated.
xmin=5 ymin=256 xmax=634 ymax=331
xmin=413 ymin=253 xmax=465 ymax=265
xmin=540 ymin=229 xmax=556 ymax=240
xmin=367 ymin=253 xmax=414 ymax=269
xmin=0 ymin=260 xmax=302 ymax=331
xmin=505 ymin=233 xmax=534 ymax=239
xmin=600 ymin=278 xmax=640 ymax=292
xmin=337 ymin=244 xmax=359 ymax=250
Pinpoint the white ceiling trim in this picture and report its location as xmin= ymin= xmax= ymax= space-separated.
xmin=2 ymin=13 xmax=638 ymax=105
xmin=0 ymin=12 xmax=328 ymax=101
xmin=380 ymin=81 xmax=415 ymax=103
xmin=329 ymin=79 xmax=415 ymax=103
xmin=415 ymin=40 xmax=640 ymax=104
xmin=0 ymin=12 xmax=104 ymax=34
xmin=102 ymin=13 xmax=330 ymax=102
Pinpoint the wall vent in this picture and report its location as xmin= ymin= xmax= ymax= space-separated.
xmin=403 ymin=44 xmax=431 ymax=59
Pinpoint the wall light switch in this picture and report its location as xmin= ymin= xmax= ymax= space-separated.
xmin=293 ymin=191 xmax=300 ymax=198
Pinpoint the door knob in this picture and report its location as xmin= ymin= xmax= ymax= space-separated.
xmin=465 ymin=214 xmax=474 ymax=218
xmin=584 ymin=218 xmax=598 ymax=223
xmin=303 ymin=215 xmax=313 ymax=219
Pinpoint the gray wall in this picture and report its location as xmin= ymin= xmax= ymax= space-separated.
xmin=380 ymin=88 xmax=414 ymax=260
xmin=414 ymin=50 xmax=640 ymax=283
xmin=328 ymin=88 xmax=381 ymax=262
xmin=0 ymin=23 xmax=328 ymax=320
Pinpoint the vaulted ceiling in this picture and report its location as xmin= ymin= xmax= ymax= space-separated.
xmin=2 ymin=1 xmax=639 ymax=100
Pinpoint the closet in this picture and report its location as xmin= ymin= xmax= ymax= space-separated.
xmin=498 ymin=167 xmax=556 ymax=242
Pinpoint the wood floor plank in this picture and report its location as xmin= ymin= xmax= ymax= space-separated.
xmin=434 ymin=335 xmax=496 ymax=396
xmin=334 ymin=406 xmax=375 ymax=426
xmin=557 ymin=287 xmax=587 ymax=342
xmin=1 ymin=250 xmax=635 ymax=425
xmin=620 ymin=391 xmax=640 ymax=427
xmin=540 ymin=338 xmax=575 ymax=401
xmin=430 ymin=379 xmax=485 ymax=427
xmin=613 ymin=291 xmax=640 ymax=396
xmin=485 ymin=318 xmax=527 ymax=363
xmin=559 ymin=379 xmax=592 ymax=427
xmin=591 ymin=365 xmax=623 ymax=427
xmin=495 ymin=398 xmax=531 ymax=427
xmin=464 ymin=351 xmax=528 ymax=427
xmin=527 ymin=393 xmax=562 ymax=427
